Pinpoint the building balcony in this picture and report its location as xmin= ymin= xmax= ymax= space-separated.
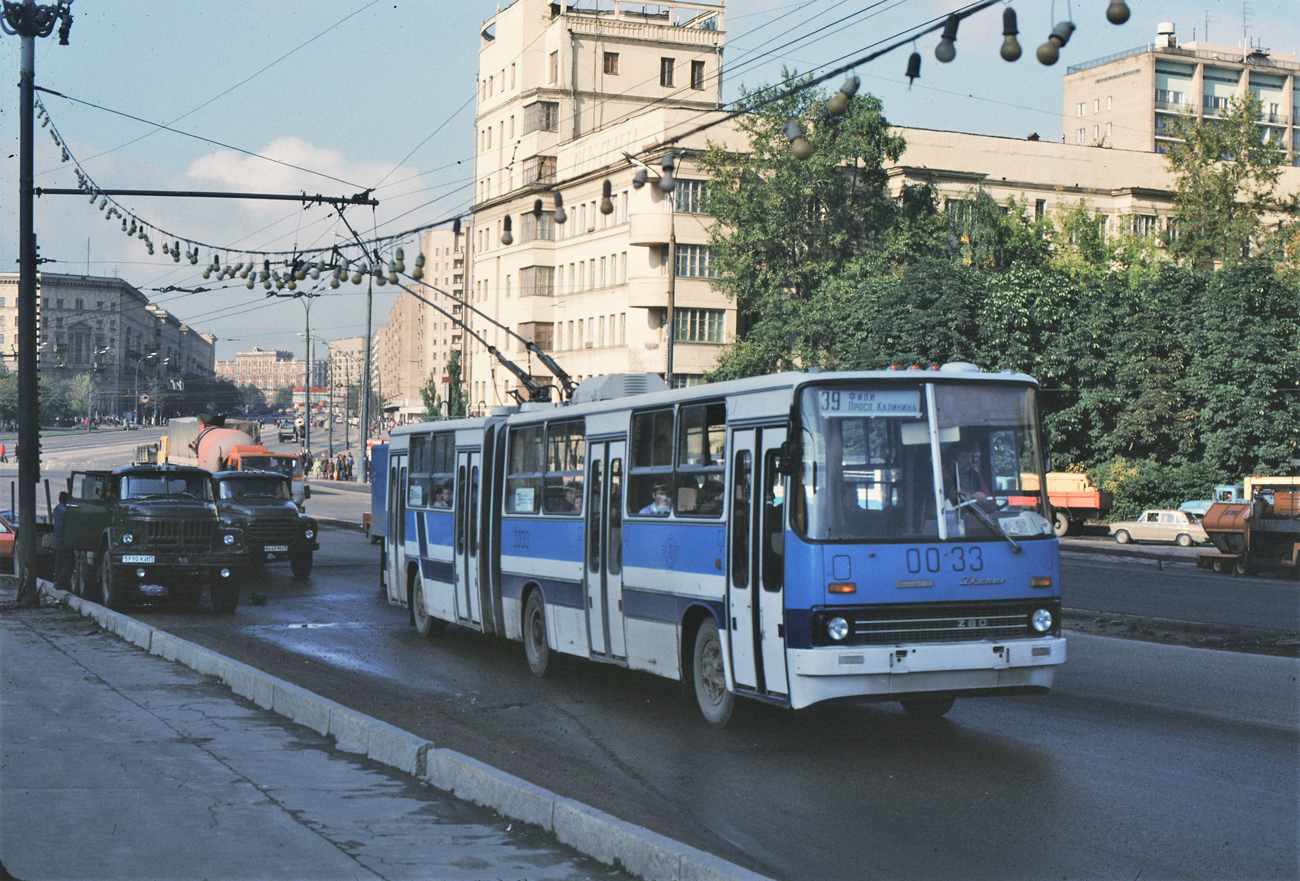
xmin=628 ymin=212 xmax=673 ymax=247
xmin=627 ymin=276 xmax=669 ymax=308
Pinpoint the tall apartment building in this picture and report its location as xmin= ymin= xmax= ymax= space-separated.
xmin=0 ymin=271 xmax=215 ymax=418
xmin=1063 ymin=22 xmax=1298 ymax=163
xmin=468 ymin=0 xmax=740 ymax=410
xmin=374 ymin=228 xmax=465 ymax=421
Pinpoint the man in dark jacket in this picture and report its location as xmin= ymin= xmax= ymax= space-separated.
xmin=51 ymin=491 xmax=73 ymax=592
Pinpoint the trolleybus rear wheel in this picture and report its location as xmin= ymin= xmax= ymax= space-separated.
xmin=692 ymin=619 xmax=734 ymax=728
xmin=524 ymin=592 xmax=552 ymax=678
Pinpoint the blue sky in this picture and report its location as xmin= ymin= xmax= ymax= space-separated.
xmin=3 ymin=0 xmax=1297 ymax=361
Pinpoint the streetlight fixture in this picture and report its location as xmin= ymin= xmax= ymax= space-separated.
xmin=133 ymin=351 xmax=157 ymax=426
xmin=86 ymin=345 xmax=110 ymax=431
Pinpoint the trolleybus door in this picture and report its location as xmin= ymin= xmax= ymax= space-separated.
xmin=385 ymin=453 xmax=407 ymax=605
xmin=726 ymin=431 xmax=759 ymax=690
xmin=758 ymin=427 xmax=789 ymax=696
xmin=583 ymin=440 xmax=627 ymax=659
xmin=455 ymin=450 xmax=483 ymax=626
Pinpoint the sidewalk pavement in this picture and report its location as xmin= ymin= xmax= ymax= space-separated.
xmin=0 ymin=578 xmax=770 ymax=881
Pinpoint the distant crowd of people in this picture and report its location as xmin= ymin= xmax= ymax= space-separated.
xmin=300 ymin=449 xmax=356 ymax=481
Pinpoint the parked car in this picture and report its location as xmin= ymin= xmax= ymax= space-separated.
xmin=0 ymin=509 xmax=15 ymax=570
xmin=1110 ymin=509 xmax=1208 ymax=547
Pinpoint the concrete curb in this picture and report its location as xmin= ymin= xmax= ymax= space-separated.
xmin=41 ymin=581 xmax=772 ymax=881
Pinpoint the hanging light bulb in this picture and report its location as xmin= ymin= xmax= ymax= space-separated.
xmin=532 ymin=198 xmax=544 ymax=217
xmin=246 ymin=275 xmax=256 ymax=290
xmin=412 ymin=252 xmax=425 ymax=281
xmin=239 ymin=262 xmax=249 ymax=279
xmin=309 ymin=262 xmax=321 ymax=280
xmin=61 ymin=147 xmax=69 ymax=162
xmin=351 ymin=265 xmax=364 ymax=285
xmin=935 ymin=15 xmax=959 ymax=63
xmin=394 ymin=247 xmax=405 ymax=273
xmin=202 ymin=266 xmax=212 ymax=279
xmin=372 ymin=263 xmax=386 ymax=287
xmin=121 ymin=218 xmax=128 ymax=232
xmin=287 ymin=278 xmax=297 ymax=291
xmin=262 ymin=259 xmax=271 ymax=282
xmin=329 ymin=274 xmax=340 ymax=289
xmin=826 ymin=73 xmax=860 ymax=116
xmin=387 ymin=264 xmax=399 ymax=285
xmin=599 ymin=180 xmax=614 ymax=215
xmin=552 ymin=191 xmax=567 ymax=224
xmin=1037 ymin=21 xmax=1075 ymax=65
xmin=1001 ymin=8 xmax=1022 ymax=61
xmin=906 ymin=50 xmax=922 ymax=87
xmin=172 ymin=246 xmax=181 ymax=263
xmin=98 ymin=198 xmax=107 ymax=210
xmin=1106 ymin=1 xmax=1130 ymax=25
xmin=189 ymin=248 xmax=198 ymax=265
xmin=632 ymin=167 xmax=648 ymax=189
xmin=784 ymin=119 xmax=813 ymax=160
xmin=501 ymin=215 xmax=514 ymax=245
xmin=658 ymin=154 xmax=677 ymax=193
xmin=263 ymin=278 xmax=272 ymax=290
xmin=293 ymin=263 xmax=306 ymax=281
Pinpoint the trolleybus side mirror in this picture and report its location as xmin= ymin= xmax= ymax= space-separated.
xmin=778 ymin=441 xmax=801 ymax=477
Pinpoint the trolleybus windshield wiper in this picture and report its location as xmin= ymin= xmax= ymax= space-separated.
xmin=954 ymin=495 xmax=1022 ymax=553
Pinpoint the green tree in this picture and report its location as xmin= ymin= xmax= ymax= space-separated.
xmin=698 ymin=72 xmax=906 ymax=379
xmin=419 ymin=368 xmax=442 ymax=420
xmin=1164 ymin=92 xmax=1288 ymax=268
xmin=445 ymin=350 xmax=467 ymax=417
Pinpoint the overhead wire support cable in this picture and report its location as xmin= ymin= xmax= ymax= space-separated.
xmin=34 ymin=187 xmax=378 ymax=206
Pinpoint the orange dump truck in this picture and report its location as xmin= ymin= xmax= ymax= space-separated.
xmin=1019 ymin=472 xmax=1113 ymax=537
xmin=1197 ymin=476 xmax=1300 ymax=576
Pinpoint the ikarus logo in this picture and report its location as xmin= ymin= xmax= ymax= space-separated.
xmin=661 ymin=535 xmax=679 ymax=568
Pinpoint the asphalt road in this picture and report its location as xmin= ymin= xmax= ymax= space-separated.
xmin=128 ymin=527 xmax=1298 ymax=881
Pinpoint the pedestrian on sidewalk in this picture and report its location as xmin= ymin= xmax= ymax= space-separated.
xmin=0 ymin=441 xmax=7 ymax=462
xmin=52 ymin=491 xmax=73 ymax=592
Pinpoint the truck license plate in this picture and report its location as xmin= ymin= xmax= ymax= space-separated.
xmin=122 ymin=554 xmax=155 ymax=564
xmin=265 ymin=545 xmax=289 ymax=552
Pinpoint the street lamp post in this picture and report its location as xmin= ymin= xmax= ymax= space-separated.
xmin=152 ymin=358 xmax=170 ymax=425
xmin=133 ymin=352 xmax=157 ymax=426
xmin=4 ymin=0 xmax=75 ymax=606
xmin=86 ymin=346 xmax=110 ymax=431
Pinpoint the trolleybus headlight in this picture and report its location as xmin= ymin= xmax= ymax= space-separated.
xmin=1031 ymin=608 xmax=1053 ymax=633
xmin=223 ymin=533 xmax=236 ymax=546
xmin=827 ymin=617 xmax=850 ymax=641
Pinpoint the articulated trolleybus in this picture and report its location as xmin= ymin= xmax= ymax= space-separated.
xmin=380 ymin=364 xmax=1064 ymax=726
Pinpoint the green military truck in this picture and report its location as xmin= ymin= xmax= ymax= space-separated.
xmin=212 ymin=470 xmax=318 ymax=578
xmin=64 ymin=465 xmax=249 ymax=612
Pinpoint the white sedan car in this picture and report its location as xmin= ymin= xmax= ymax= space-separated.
xmin=1110 ymin=509 xmax=1208 ymax=547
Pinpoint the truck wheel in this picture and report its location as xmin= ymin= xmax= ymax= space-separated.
xmin=290 ymin=550 xmax=313 ymax=580
xmin=1233 ymin=558 xmax=1249 ymax=576
xmin=100 ymin=558 xmax=127 ymax=611
xmin=210 ymin=575 xmax=241 ymax=613
xmin=1053 ymin=511 xmax=1071 ymax=537
xmin=1176 ymin=533 xmax=1193 ymax=547
xmin=1212 ymin=558 xmax=1227 ymax=573
xmin=73 ymin=552 xmax=90 ymax=598
xmin=1114 ymin=529 xmax=1132 ymax=545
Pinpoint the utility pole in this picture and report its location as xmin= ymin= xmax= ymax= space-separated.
xmin=3 ymin=0 xmax=74 ymax=607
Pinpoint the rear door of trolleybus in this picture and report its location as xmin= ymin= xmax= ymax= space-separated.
xmin=727 ymin=426 xmax=789 ymax=697
xmin=454 ymin=448 xmax=483 ymax=626
xmin=385 ymin=452 xmax=407 ymax=605
xmin=584 ymin=439 xmax=627 ymax=659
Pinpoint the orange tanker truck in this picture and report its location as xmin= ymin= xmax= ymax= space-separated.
xmin=1196 ymin=476 xmax=1300 ymax=576
xmin=153 ymin=415 xmax=306 ymax=508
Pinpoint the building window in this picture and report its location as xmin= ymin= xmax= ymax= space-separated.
xmin=1035 ymin=199 xmax=1047 ymax=219
xmin=1093 ymin=98 xmax=1099 ymax=113
xmin=517 ymin=321 xmax=554 ymax=352
xmin=1076 ymin=128 xmax=1085 ymax=143
xmin=519 ymin=212 xmax=555 ymax=242
xmin=519 ymin=266 xmax=555 ymax=297
xmin=674 ymin=179 xmax=709 ymax=213
xmin=691 ymin=60 xmax=705 ymax=90
xmin=674 ymin=244 xmax=715 ymax=278
xmin=604 ymin=52 xmax=619 ymax=75
xmin=673 ymin=308 xmax=725 ymax=343
xmin=1106 ymin=95 xmax=1113 ymax=110
xmin=1076 ymin=102 xmax=1085 ymax=117
xmin=1093 ymin=125 xmax=1099 ymax=140
xmin=549 ymin=51 xmax=558 ymax=84
xmin=1133 ymin=215 xmax=1158 ymax=236
xmin=523 ymin=102 xmax=559 ymax=134
xmin=522 ymin=155 xmax=557 ymax=186
xmin=660 ymin=57 xmax=675 ymax=87
xmin=1106 ymin=122 xmax=1112 ymax=137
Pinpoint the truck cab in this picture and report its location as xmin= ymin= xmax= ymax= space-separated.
xmin=212 ymin=470 xmax=318 ymax=578
xmin=64 ymin=465 xmax=248 ymax=612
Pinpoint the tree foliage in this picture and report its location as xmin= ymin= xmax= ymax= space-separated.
xmin=1164 ymin=92 xmax=1288 ymax=268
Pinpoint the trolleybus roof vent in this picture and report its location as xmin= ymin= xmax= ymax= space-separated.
xmin=571 ymin=373 xmax=670 ymax=404
xmin=939 ymin=362 xmax=982 ymax=373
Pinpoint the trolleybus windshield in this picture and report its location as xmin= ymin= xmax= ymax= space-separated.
xmin=794 ymin=382 xmax=1052 ymax=543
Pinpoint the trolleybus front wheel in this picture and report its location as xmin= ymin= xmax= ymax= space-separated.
xmin=411 ymin=572 xmax=445 ymax=638
xmin=692 ymin=619 xmax=734 ymax=728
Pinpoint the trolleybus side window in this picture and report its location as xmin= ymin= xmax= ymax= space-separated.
xmin=675 ymin=402 xmax=726 ymax=517
xmin=608 ymin=458 xmax=623 ymax=574
xmin=628 ymin=409 xmax=675 ymax=516
xmin=455 ymin=464 xmax=468 ymax=553
xmin=408 ymin=433 xmax=432 ymax=508
xmin=587 ymin=459 xmax=603 ymax=571
xmin=544 ymin=420 xmax=585 ymax=514
xmin=431 ymin=435 xmax=454 ymax=507
xmin=505 ymin=425 xmax=544 ymax=514
xmin=732 ymin=450 xmax=752 ymax=585
xmin=762 ymin=449 xmax=785 ymax=591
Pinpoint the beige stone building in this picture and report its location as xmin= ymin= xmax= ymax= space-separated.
xmin=214 ymin=347 xmax=305 ymax=397
xmin=466 ymin=0 xmax=736 ymax=409
xmin=0 ymin=271 xmax=215 ymax=418
xmin=1063 ymin=22 xmax=1298 ymax=163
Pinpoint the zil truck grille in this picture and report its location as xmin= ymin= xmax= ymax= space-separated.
xmin=244 ymin=521 xmax=298 ymax=546
xmin=810 ymin=600 xmax=1060 ymax=647
xmin=146 ymin=520 xmax=215 ymax=552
